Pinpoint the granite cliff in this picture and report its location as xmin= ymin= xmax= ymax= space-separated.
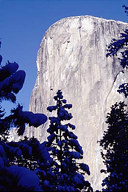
xmin=25 ymin=16 xmax=128 ymax=190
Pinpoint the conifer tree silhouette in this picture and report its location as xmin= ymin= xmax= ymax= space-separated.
xmin=46 ymin=90 xmax=93 ymax=192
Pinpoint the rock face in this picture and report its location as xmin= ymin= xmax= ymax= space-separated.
xmin=26 ymin=16 xmax=128 ymax=190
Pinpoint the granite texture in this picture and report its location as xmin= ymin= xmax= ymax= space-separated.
xmin=25 ymin=16 xmax=128 ymax=190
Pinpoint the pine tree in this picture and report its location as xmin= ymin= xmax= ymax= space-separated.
xmin=0 ymin=41 xmax=47 ymax=137
xmin=99 ymin=102 xmax=128 ymax=191
xmin=0 ymin=41 xmax=48 ymax=191
xmin=99 ymin=6 xmax=128 ymax=192
xmin=46 ymin=90 xmax=93 ymax=192
xmin=106 ymin=6 xmax=128 ymax=98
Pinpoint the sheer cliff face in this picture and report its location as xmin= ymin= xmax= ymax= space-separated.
xmin=28 ymin=16 xmax=128 ymax=189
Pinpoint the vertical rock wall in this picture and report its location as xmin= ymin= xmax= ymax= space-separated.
xmin=26 ymin=16 xmax=128 ymax=190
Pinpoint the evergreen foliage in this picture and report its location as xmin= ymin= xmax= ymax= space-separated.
xmin=46 ymin=90 xmax=93 ymax=192
xmin=106 ymin=6 xmax=128 ymax=98
xmin=99 ymin=6 xmax=128 ymax=192
xmin=0 ymin=43 xmax=47 ymax=138
xmin=99 ymin=102 xmax=128 ymax=191
xmin=0 ymin=41 xmax=48 ymax=191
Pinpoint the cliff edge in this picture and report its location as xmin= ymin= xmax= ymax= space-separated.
xmin=26 ymin=16 xmax=128 ymax=190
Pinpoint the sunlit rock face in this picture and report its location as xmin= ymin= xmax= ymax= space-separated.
xmin=26 ymin=16 xmax=128 ymax=190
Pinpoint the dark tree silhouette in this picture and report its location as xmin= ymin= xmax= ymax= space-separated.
xmin=46 ymin=90 xmax=93 ymax=192
xmin=99 ymin=102 xmax=128 ymax=191
xmin=0 ymin=44 xmax=47 ymax=138
xmin=0 ymin=41 xmax=48 ymax=191
xmin=99 ymin=6 xmax=128 ymax=192
xmin=106 ymin=6 xmax=128 ymax=98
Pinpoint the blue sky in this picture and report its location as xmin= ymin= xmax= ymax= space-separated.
xmin=0 ymin=0 xmax=128 ymax=113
